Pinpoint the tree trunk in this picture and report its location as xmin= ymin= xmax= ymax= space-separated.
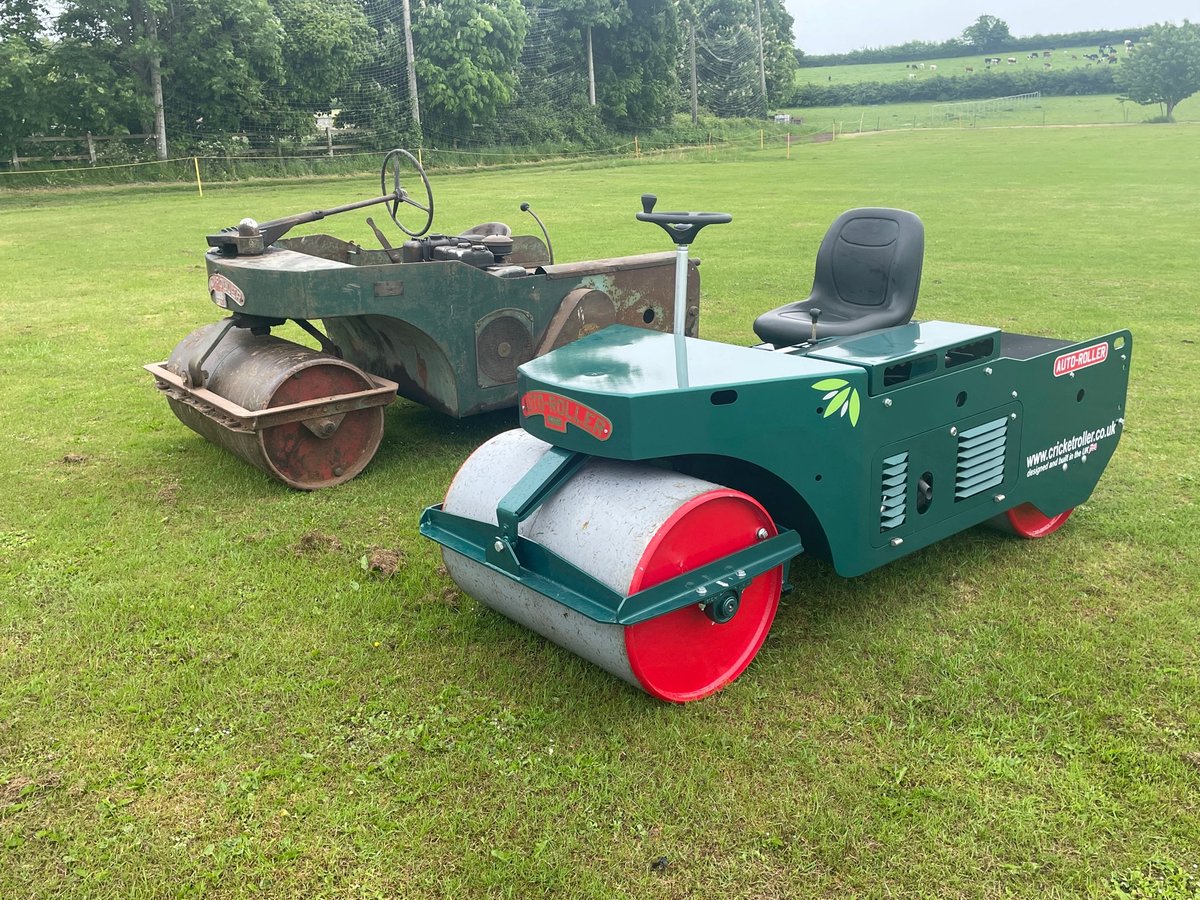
xmin=402 ymin=0 xmax=420 ymax=128
xmin=143 ymin=4 xmax=168 ymax=160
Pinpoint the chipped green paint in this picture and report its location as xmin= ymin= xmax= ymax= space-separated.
xmin=814 ymin=378 xmax=861 ymax=427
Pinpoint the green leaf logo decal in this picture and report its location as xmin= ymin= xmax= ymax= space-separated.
xmin=812 ymin=378 xmax=861 ymax=427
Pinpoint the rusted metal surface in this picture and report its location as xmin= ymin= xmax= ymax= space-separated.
xmin=151 ymin=323 xmax=393 ymax=489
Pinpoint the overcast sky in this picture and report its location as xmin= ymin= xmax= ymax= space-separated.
xmin=784 ymin=1 xmax=1195 ymax=54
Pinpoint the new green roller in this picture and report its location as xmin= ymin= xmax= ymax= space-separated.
xmin=422 ymin=196 xmax=1132 ymax=701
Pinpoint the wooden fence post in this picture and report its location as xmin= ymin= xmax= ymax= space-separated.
xmin=326 ymin=127 xmax=333 ymax=157
xmin=86 ymin=132 xmax=97 ymax=165
xmin=11 ymin=150 xmax=19 ymax=171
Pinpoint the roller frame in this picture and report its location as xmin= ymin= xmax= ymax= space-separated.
xmin=421 ymin=503 xmax=798 ymax=626
xmin=144 ymin=358 xmax=398 ymax=434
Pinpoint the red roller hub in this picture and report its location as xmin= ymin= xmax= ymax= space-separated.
xmin=624 ymin=491 xmax=782 ymax=702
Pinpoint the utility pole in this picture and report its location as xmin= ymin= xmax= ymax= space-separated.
xmin=754 ymin=0 xmax=768 ymax=102
xmin=401 ymin=0 xmax=421 ymax=127
xmin=689 ymin=22 xmax=699 ymax=126
xmin=586 ymin=25 xmax=596 ymax=106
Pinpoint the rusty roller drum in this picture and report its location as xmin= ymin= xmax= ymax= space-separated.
xmin=164 ymin=322 xmax=386 ymax=490
xmin=442 ymin=429 xmax=783 ymax=702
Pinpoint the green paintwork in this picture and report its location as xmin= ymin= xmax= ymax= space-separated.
xmin=481 ymin=320 xmax=1130 ymax=581
xmin=203 ymin=235 xmax=699 ymax=418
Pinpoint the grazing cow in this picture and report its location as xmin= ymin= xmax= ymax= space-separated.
xmin=965 ymin=67 xmax=974 ymax=73
xmin=1007 ymin=57 xmax=1017 ymax=64
xmin=1043 ymin=51 xmax=1052 ymax=58
xmin=929 ymin=64 xmax=937 ymax=71
xmin=919 ymin=63 xmax=925 ymax=69
xmin=1043 ymin=62 xmax=1052 ymax=68
xmin=907 ymin=73 xmax=916 ymax=80
xmin=1029 ymin=52 xmax=1039 ymax=59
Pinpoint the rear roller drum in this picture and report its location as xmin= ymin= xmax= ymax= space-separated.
xmin=165 ymin=322 xmax=386 ymax=490
xmin=442 ymin=429 xmax=783 ymax=702
xmin=988 ymin=502 xmax=1073 ymax=538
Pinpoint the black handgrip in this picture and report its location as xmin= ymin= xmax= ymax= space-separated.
xmin=636 ymin=194 xmax=732 ymax=245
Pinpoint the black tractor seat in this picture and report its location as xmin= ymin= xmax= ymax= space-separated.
xmin=753 ymin=208 xmax=924 ymax=346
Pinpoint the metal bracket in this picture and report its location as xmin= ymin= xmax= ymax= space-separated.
xmin=294 ymin=318 xmax=343 ymax=359
xmin=494 ymin=446 xmax=588 ymax=550
xmin=420 ymin=504 xmax=802 ymax=626
xmin=186 ymin=317 xmax=237 ymax=388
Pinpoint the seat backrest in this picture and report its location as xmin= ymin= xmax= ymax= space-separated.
xmin=811 ymin=207 xmax=924 ymax=317
xmin=459 ymin=221 xmax=512 ymax=238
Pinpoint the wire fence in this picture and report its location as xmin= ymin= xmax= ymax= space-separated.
xmin=0 ymin=125 xmax=840 ymax=190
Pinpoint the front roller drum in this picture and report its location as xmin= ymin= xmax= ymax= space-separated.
xmin=153 ymin=322 xmax=392 ymax=490
xmin=442 ymin=429 xmax=783 ymax=702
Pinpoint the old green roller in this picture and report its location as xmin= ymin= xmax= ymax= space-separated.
xmin=147 ymin=150 xmax=702 ymax=489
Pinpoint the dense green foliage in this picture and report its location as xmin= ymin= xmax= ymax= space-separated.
xmin=413 ymin=0 xmax=528 ymax=139
xmin=1118 ymin=20 xmax=1200 ymax=119
xmin=1 ymin=0 xmax=796 ymax=161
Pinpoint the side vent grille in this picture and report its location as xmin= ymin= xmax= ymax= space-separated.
xmin=955 ymin=417 xmax=1007 ymax=500
xmin=880 ymin=452 xmax=908 ymax=531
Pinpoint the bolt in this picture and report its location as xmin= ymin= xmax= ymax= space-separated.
xmin=756 ymin=527 xmax=769 ymax=541
xmin=696 ymin=585 xmax=708 ymax=597
xmin=994 ymin=493 xmax=1006 ymax=503
xmin=1011 ymin=390 xmax=1018 ymax=398
xmin=1082 ymin=454 xmax=1088 ymax=463
xmin=1010 ymin=413 xmax=1017 ymax=420
xmin=493 ymin=540 xmax=505 ymax=553
xmin=883 ymin=398 xmax=893 ymax=408
xmin=890 ymin=537 xmax=904 ymax=547
xmin=333 ymin=466 xmax=344 ymax=477
xmin=735 ymin=570 xmax=746 ymax=579
xmin=950 ymin=426 xmax=958 ymax=437
xmin=985 ymin=367 xmax=993 ymax=375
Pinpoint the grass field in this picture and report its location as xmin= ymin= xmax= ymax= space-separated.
xmin=795 ymin=45 xmax=1124 ymax=85
xmin=783 ymin=92 xmax=1200 ymax=135
xmin=2 ymin=124 xmax=1199 ymax=897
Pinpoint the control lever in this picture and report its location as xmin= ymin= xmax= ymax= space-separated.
xmin=520 ymin=202 xmax=554 ymax=265
xmin=809 ymin=308 xmax=822 ymax=342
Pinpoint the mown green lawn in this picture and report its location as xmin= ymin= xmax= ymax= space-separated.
xmin=1 ymin=124 xmax=1198 ymax=897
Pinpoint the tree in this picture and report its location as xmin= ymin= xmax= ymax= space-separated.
xmin=1119 ymin=20 xmax=1200 ymax=120
xmin=412 ymin=0 xmax=528 ymax=140
xmin=961 ymin=15 xmax=1012 ymax=52
xmin=273 ymin=0 xmax=372 ymax=110
xmin=0 ymin=0 xmax=51 ymax=158
xmin=592 ymin=0 xmax=680 ymax=129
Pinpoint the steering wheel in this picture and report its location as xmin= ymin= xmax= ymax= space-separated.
xmin=636 ymin=194 xmax=731 ymax=245
xmin=380 ymin=148 xmax=434 ymax=237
